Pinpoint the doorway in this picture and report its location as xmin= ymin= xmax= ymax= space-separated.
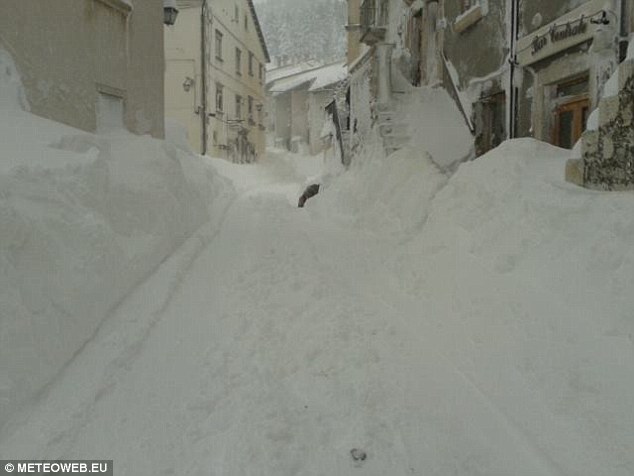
xmin=553 ymin=97 xmax=590 ymax=149
xmin=552 ymin=76 xmax=590 ymax=149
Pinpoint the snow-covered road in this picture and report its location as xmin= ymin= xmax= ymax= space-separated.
xmin=2 ymin=147 xmax=633 ymax=476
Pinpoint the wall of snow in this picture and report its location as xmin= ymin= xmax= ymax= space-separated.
xmin=309 ymin=137 xmax=634 ymax=473
xmin=0 ymin=58 xmax=234 ymax=429
xmin=401 ymin=86 xmax=474 ymax=169
xmin=311 ymin=144 xmax=448 ymax=236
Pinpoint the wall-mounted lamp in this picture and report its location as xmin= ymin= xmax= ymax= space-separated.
xmin=164 ymin=0 xmax=179 ymax=25
xmin=590 ymin=11 xmax=610 ymax=25
xmin=183 ymin=77 xmax=195 ymax=92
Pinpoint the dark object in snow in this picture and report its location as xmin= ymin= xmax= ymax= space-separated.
xmin=298 ymin=184 xmax=320 ymax=208
xmin=350 ymin=448 xmax=367 ymax=462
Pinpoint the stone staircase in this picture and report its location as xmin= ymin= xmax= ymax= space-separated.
xmin=566 ymin=57 xmax=634 ymax=190
xmin=377 ymin=109 xmax=410 ymax=156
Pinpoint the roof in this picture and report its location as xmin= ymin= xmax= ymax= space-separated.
xmin=172 ymin=0 xmax=269 ymax=63
xmin=247 ymin=0 xmax=271 ymax=63
xmin=268 ymin=61 xmax=347 ymax=96
xmin=266 ymin=61 xmax=323 ymax=84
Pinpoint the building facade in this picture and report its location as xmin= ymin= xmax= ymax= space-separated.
xmin=267 ymin=62 xmax=347 ymax=155
xmin=345 ymin=0 xmax=633 ymax=162
xmin=0 ymin=0 xmax=166 ymax=138
xmin=164 ymin=0 xmax=269 ymax=161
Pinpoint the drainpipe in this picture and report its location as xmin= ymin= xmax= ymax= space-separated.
xmin=508 ymin=0 xmax=519 ymax=139
xmin=201 ymin=0 xmax=208 ymax=155
xmin=619 ymin=0 xmax=629 ymax=62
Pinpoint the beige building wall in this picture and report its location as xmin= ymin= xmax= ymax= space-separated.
xmin=165 ymin=5 xmax=204 ymax=152
xmin=0 ymin=0 xmax=165 ymax=138
xmin=165 ymin=0 xmax=268 ymax=160
xmin=207 ymin=0 xmax=268 ymax=161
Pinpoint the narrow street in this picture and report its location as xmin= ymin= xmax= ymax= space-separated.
xmin=3 ymin=153 xmax=630 ymax=476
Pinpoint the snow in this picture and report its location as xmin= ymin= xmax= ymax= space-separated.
xmin=582 ymin=34 xmax=634 ymax=132
xmin=266 ymin=61 xmax=322 ymax=84
xmin=400 ymin=86 xmax=474 ymax=169
xmin=2 ymin=48 xmax=634 ymax=476
xmin=0 ymin=50 xmax=235 ymax=430
xmin=268 ymin=61 xmax=346 ymax=95
xmin=308 ymin=62 xmax=347 ymax=92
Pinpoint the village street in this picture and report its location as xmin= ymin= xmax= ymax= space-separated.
xmin=2 ymin=149 xmax=633 ymax=476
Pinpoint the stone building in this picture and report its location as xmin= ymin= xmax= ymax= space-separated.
xmin=344 ymin=0 xmax=633 ymax=167
xmin=164 ymin=0 xmax=269 ymax=161
xmin=0 ymin=0 xmax=167 ymax=138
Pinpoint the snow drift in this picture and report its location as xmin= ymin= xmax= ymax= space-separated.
xmin=0 ymin=50 xmax=234 ymax=429
xmin=313 ymin=136 xmax=634 ymax=474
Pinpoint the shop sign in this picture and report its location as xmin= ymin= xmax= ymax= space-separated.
xmin=517 ymin=0 xmax=607 ymax=66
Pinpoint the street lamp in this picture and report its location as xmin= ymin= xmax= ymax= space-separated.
xmin=163 ymin=0 xmax=179 ymax=25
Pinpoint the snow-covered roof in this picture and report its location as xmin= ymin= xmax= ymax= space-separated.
xmin=268 ymin=61 xmax=346 ymax=96
xmin=163 ymin=0 xmax=177 ymax=9
xmin=308 ymin=62 xmax=347 ymax=92
xmin=266 ymin=61 xmax=322 ymax=84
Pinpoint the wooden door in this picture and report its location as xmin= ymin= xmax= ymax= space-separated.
xmin=553 ymin=97 xmax=590 ymax=149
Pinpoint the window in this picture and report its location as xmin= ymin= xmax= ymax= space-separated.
xmin=215 ymin=83 xmax=224 ymax=111
xmin=259 ymin=63 xmax=264 ymax=83
xmin=234 ymin=5 xmax=239 ymax=22
xmin=248 ymin=52 xmax=254 ymax=76
xmin=215 ymin=30 xmax=223 ymax=61
xmin=248 ymin=96 xmax=254 ymax=123
xmin=245 ymin=14 xmax=248 ymax=30
xmin=235 ymin=48 xmax=242 ymax=75
xmin=235 ymin=94 xmax=242 ymax=119
xmin=454 ymin=0 xmax=484 ymax=33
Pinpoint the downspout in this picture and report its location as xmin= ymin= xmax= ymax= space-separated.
xmin=201 ymin=0 xmax=208 ymax=155
xmin=508 ymin=0 xmax=519 ymax=139
xmin=619 ymin=0 xmax=629 ymax=62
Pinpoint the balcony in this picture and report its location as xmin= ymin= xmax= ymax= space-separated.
xmin=360 ymin=0 xmax=387 ymax=46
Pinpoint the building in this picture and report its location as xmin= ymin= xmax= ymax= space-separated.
xmin=344 ymin=0 xmax=633 ymax=161
xmin=164 ymin=0 xmax=270 ymax=162
xmin=0 ymin=0 xmax=167 ymax=138
xmin=515 ymin=0 xmax=632 ymax=150
xmin=267 ymin=62 xmax=347 ymax=155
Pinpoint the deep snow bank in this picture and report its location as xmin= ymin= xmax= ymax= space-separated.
xmin=313 ymin=137 xmax=634 ymax=473
xmin=400 ymin=86 xmax=474 ymax=170
xmin=0 ymin=52 xmax=234 ymax=428
xmin=311 ymin=145 xmax=448 ymax=235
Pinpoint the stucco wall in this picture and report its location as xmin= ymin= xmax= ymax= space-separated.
xmin=274 ymin=93 xmax=292 ymax=148
xmin=206 ymin=0 xmax=268 ymax=161
xmin=165 ymin=6 xmax=204 ymax=152
xmin=308 ymin=90 xmax=333 ymax=155
xmin=0 ymin=0 xmax=164 ymax=138
xmin=443 ymin=0 xmax=508 ymax=89
xmin=290 ymin=89 xmax=309 ymax=143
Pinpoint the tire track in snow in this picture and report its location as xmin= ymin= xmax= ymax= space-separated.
xmin=0 ymin=187 xmax=246 ymax=457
